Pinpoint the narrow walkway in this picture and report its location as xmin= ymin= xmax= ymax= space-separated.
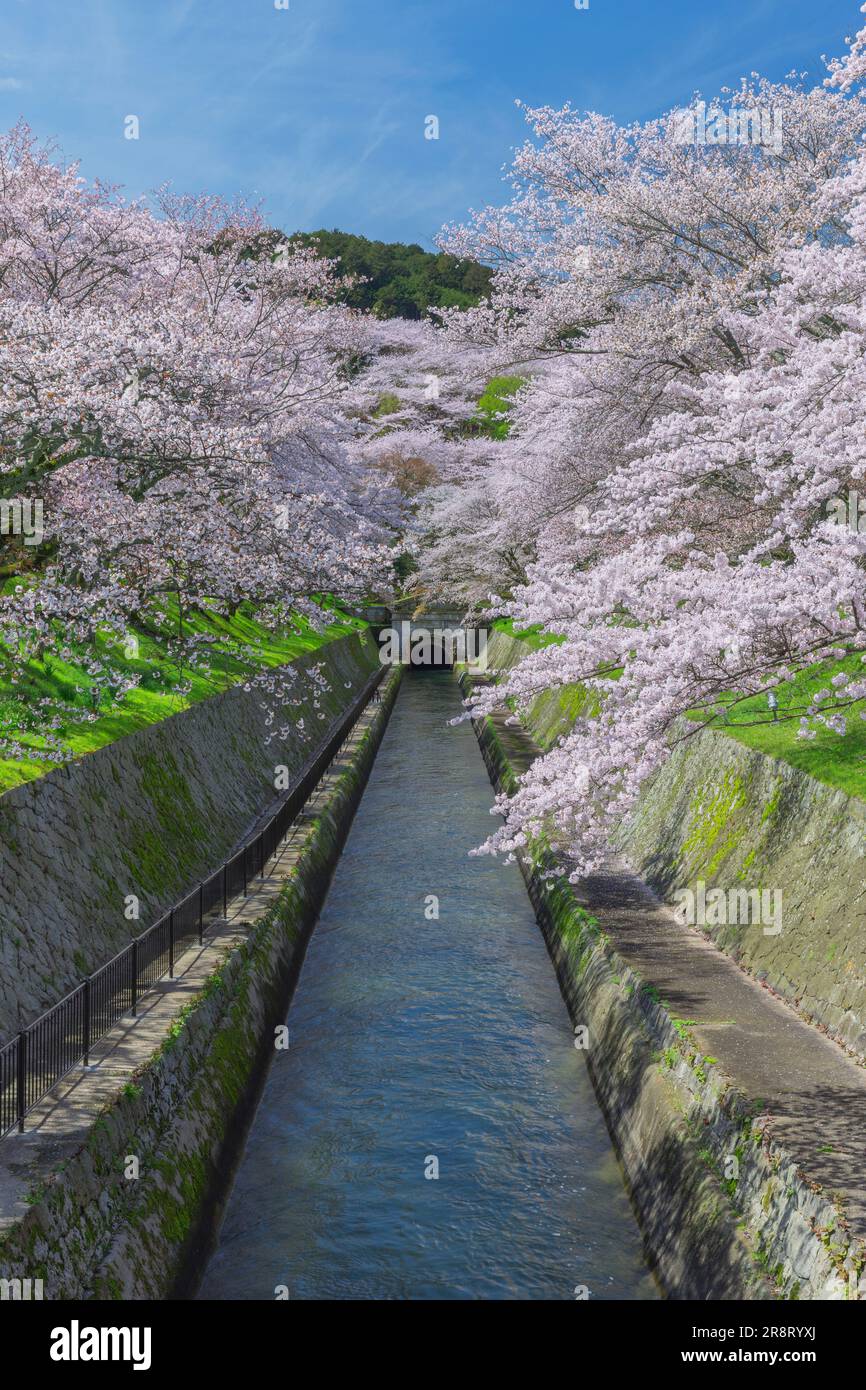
xmin=0 ymin=691 xmax=388 ymax=1231
xmin=489 ymin=705 xmax=866 ymax=1238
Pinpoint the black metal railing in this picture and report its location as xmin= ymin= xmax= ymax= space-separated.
xmin=0 ymin=665 xmax=387 ymax=1140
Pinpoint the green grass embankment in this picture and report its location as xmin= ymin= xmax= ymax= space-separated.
xmin=490 ymin=619 xmax=866 ymax=801
xmin=0 ymin=596 xmax=365 ymax=793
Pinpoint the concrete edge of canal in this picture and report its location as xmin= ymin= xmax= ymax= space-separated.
xmin=466 ymin=686 xmax=857 ymax=1303
xmin=0 ymin=667 xmax=403 ymax=1301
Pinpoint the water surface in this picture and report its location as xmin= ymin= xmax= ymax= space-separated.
xmin=198 ymin=671 xmax=657 ymax=1301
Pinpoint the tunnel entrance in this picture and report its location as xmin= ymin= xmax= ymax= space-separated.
xmin=378 ymin=614 xmax=485 ymax=669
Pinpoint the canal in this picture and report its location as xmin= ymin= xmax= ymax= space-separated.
xmin=197 ymin=669 xmax=657 ymax=1301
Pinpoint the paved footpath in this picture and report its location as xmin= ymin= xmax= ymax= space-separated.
xmin=489 ymin=704 xmax=866 ymax=1240
xmin=0 ymin=694 xmax=385 ymax=1232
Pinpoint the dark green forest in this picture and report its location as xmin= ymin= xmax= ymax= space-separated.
xmin=284 ymin=228 xmax=493 ymax=319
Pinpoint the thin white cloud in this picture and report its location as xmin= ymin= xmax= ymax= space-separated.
xmin=0 ymin=77 xmax=24 ymax=91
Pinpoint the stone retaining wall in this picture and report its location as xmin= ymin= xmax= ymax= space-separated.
xmin=0 ymin=631 xmax=380 ymax=1044
xmin=483 ymin=630 xmax=866 ymax=1059
xmin=471 ymin=700 xmax=860 ymax=1301
xmin=615 ymin=729 xmax=866 ymax=1057
xmin=0 ymin=667 xmax=402 ymax=1300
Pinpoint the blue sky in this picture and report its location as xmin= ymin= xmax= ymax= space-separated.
xmin=0 ymin=0 xmax=860 ymax=247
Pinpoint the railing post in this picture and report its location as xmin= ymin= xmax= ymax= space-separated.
xmin=131 ymin=940 xmax=139 ymax=1018
xmin=83 ymin=978 xmax=91 ymax=1067
xmin=169 ymin=910 xmax=175 ymax=980
xmin=198 ymin=883 xmax=204 ymax=945
xmin=16 ymin=1029 xmax=27 ymax=1133
xmin=260 ymin=831 xmax=265 ymax=880
xmin=222 ymin=864 xmax=227 ymax=920
xmin=243 ymin=845 xmax=247 ymax=897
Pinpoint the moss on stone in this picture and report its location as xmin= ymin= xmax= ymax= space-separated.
xmin=682 ymin=768 xmax=749 ymax=871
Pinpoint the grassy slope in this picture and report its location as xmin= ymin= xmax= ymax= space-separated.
xmin=684 ymin=652 xmax=866 ymax=800
xmin=476 ymin=376 xmax=525 ymax=439
xmin=0 ymin=599 xmax=366 ymax=793
xmin=491 ymin=616 xmax=561 ymax=649
xmin=491 ymin=620 xmax=866 ymax=802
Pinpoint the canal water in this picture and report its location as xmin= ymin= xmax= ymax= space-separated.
xmin=198 ymin=670 xmax=657 ymax=1301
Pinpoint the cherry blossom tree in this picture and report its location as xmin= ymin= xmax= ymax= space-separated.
xmin=422 ymin=54 xmax=866 ymax=874
xmin=0 ymin=123 xmax=398 ymax=744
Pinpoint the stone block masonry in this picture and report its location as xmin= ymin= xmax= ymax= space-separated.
xmin=616 ymin=725 xmax=866 ymax=1057
xmin=466 ymin=668 xmax=866 ymax=1300
xmin=483 ymin=629 xmax=866 ymax=1061
xmin=0 ymin=666 xmax=403 ymax=1299
xmin=0 ymin=631 xmax=380 ymax=1044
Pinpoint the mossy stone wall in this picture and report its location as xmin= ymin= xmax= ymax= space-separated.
xmin=484 ymin=630 xmax=866 ymax=1058
xmin=471 ymin=700 xmax=860 ymax=1301
xmin=0 ymin=632 xmax=380 ymax=1043
xmin=0 ymin=668 xmax=401 ymax=1299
